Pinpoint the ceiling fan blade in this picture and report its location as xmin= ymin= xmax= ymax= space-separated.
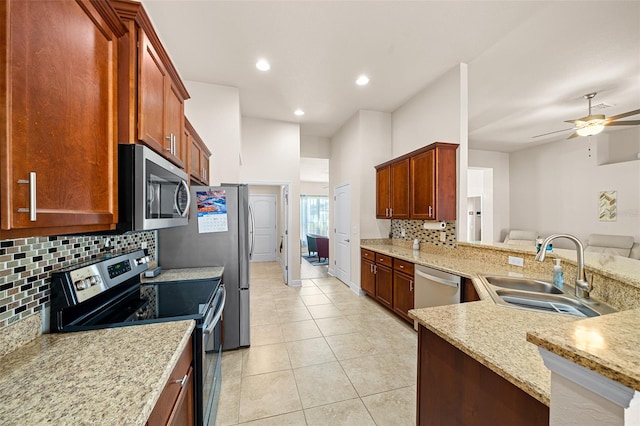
xmin=608 ymin=109 xmax=640 ymax=121
xmin=567 ymin=132 xmax=580 ymax=139
xmin=606 ymin=120 xmax=640 ymax=126
xmin=532 ymin=127 xmax=575 ymax=138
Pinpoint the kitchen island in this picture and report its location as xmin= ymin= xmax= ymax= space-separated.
xmin=363 ymin=240 xmax=640 ymax=424
xmin=0 ymin=320 xmax=194 ymax=425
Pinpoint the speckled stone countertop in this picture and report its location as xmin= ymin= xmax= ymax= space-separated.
xmin=364 ymin=242 xmax=640 ymax=405
xmin=527 ymin=309 xmax=640 ymax=392
xmin=0 ymin=320 xmax=195 ymax=425
xmin=141 ymin=266 xmax=224 ymax=284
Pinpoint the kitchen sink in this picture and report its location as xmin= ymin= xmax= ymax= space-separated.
xmin=483 ymin=275 xmax=563 ymax=294
xmin=480 ymin=275 xmax=616 ymax=318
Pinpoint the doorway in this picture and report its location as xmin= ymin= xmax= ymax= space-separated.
xmin=467 ymin=168 xmax=494 ymax=244
xmin=249 ymin=194 xmax=277 ymax=262
xmin=333 ymin=183 xmax=351 ymax=285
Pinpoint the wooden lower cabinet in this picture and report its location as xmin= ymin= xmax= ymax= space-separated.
xmin=361 ymin=258 xmax=376 ymax=297
xmin=147 ymin=337 xmax=194 ymax=426
xmin=462 ymin=278 xmax=480 ymax=302
xmin=393 ymin=270 xmax=414 ymax=323
xmin=417 ymin=326 xmax=548 ymax=426
xmin=375 ymin=264 xmax=393 ymax=309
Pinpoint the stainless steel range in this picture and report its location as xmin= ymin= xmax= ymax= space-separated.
xmin=50 ymin=250 xmax=225 ymax=426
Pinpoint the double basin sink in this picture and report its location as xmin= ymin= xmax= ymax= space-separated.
xmin=480 ymin=275 xmax=616 ymax=318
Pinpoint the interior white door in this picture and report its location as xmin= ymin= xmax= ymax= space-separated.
xmin=249 ymin=195 xmax=277 ymax=262
xmin=334 ymin=184 xmax=351 ymax=285
xmin=281 ymin=186 xmax=289 ymax=284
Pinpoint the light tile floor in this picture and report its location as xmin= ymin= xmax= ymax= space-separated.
xmin=215 ymin=262 xmax=417 ymax=426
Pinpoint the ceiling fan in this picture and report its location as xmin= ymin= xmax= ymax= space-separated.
xmin=532 ymin=92 xmax=640 ymax=139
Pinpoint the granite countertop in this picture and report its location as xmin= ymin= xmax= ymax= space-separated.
xmin=364 ymin=242 xmax=640 ymax=405
xmin=527 ymin=309 xmax=640 ymax=392
xmin=141 ymin=266 xmax=224 ymax=284
xmin=0 ymin=320 xmax=195 ymax=425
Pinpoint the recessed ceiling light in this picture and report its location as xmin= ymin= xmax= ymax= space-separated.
xmin=294 ymin=109 xmax=305 ymax=116
xmin=256 ymin=59 xmax=270 ymax=71
xmin=356 ymin=75 xmax=370 ymax=86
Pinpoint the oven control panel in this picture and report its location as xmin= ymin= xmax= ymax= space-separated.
xmin=107 ymin=260 xmax=132 ymax=279
xmin=51 ymin=250 xmax=149 ymax=306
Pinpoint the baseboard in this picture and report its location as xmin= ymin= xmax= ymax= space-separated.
xmin=348 ymin=281 xmax=364 ymax=295
xmin=288 ymin=279 xmax=302 ymax=287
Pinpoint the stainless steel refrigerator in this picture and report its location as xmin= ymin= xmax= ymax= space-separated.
xmin=158 ymin=184 xmax=251 ymax=350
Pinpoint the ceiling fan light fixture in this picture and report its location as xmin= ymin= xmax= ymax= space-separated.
xmin=576 ymin=119 xmax=605 ymax=137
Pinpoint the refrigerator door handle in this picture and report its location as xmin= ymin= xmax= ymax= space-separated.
xmin=248 ymin=203 xmax=255 ymax=260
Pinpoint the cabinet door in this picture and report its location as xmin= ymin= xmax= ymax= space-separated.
xmin=138 ymin=30 xmax=167 ymax=154
xmin=2 ymin=0 xmax=120 ymax=236
xmin=393 ymin=271 xmax=414 ymax=322
xmin=375 ymin=264 xmax=393 ymax=309
xmin=410 ymin=149 xmax=436 ymax=220
xmin=200 ymin=152 xmax=210 ymax=184
xmin=390 ymin=159 xmax=410 ymax=218
xmin=375 ymin=166 xmax=390 ymax=218
xmin=165 ymin=83 xmax=186 ymax=167
xmin=361 ymin=258 xmax=376 ymax=297
xmin=167 ymin=366 xmax=195 ymax=426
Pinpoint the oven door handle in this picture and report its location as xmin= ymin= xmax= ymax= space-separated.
xmin=203 ymin=284 xmax=226 ymax=336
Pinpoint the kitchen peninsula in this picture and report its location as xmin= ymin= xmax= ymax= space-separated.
xmin=361 ymin=239 xmax=640 ymax=425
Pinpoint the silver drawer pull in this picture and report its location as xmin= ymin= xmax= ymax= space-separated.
xmin=17 ymin=172 xmax=37 ymax=221
xmin=174 ymin=374 xmax=188 ymax=387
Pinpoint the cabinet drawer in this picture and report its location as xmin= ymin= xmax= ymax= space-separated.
xmin=147 ymin=336 xmax=193 ymax=425
xmin=375 ymin=254 xmax=393 ymax=268
xmin=394 ymin=259 xmax=414 ymax=275
xmin=361 ymin=249 xmax=376 ymax=260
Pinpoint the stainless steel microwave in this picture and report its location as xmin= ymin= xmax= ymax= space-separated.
xmin=117 ymin=144 xmax=190 ymax=232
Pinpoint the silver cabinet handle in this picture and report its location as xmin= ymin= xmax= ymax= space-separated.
xmin=428 ymin=205 xmax=433 ymax=217
xmin=385 ymin=207 xmax=389 ymax=217
xmin=410 ymin=279 xmax=413 ymax=292
xmin=165 ymin=134 xmax=173 ymax=154
xmin=370 ymin=263 xmax=373 ymax=273
xmin=17 ymin=172 xmax=37 ymax=221
xmin=174 ymin=374 xmax=188 ymax=387
xmin=389 ymin=208 xmax=393 ymax=217
xmin=374 ymin=265 xmax=377 ymax=274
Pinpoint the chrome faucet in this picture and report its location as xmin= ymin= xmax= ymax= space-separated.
xmin=534 ymin=234 xmax=591 ymax=299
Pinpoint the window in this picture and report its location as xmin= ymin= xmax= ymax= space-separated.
xmin=300 ymin=195 xmax=329 ymax=246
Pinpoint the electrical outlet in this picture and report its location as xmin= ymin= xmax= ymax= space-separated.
xmin=439 ymin=231 xmax=446 ymax=242
xmin=401 ymin=228 xmax=406 ymax=237
xmin=508 ymin=256 xmax=524 ymax=267
xmin=141 ymin=242 xmax=148 ymax=250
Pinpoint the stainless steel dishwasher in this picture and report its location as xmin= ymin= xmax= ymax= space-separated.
xmin=414 ymin=264 xmax=462 ymax=328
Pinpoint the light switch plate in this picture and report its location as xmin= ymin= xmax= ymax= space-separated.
xmin=439 ymin=231 xmax=446 ymax=242
xmin=508 ymin=256 xmax=524 ymax=267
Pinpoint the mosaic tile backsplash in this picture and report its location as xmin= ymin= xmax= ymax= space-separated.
xmin=391 ymin=219 xmax=457 ymax=247
xmin=0 ymin=231 xmax=156 ymax=331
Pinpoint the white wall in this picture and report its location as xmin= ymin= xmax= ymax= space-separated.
xmin=469 ymin=149 xmax=510 ymax=241
xmin=330 ymin=110 xmax=392 ymax=289
xmin=301 ymin=135 xmax=331 ymax=159
xmin=241 ymin=117 xmax=301 ymax=283
xmin=184 ymin=81 xmax=241 ymax=184
xmin=597 ymin=127 xmax=640 ymax=165
xmin=300 ymin=182 xmax=329 ymax=196
xmin=391 ymin=64 xmax=469 ymax=241
xmin=510 ymin=137 xmax=640 ymax=247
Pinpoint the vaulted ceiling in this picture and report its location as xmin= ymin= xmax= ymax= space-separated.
xmin=142 ymin=1 xmax=640 ymax=153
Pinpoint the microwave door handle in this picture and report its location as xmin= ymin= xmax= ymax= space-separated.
xmin=174 ymin=180 xmax=191 ymax=217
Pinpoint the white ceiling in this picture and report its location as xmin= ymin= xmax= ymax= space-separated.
xmin=142 ymin=0 xmax=640 ymax=153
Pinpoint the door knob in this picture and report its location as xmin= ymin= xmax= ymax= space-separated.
xmin=345 ymin=239 xmax=350 ymax=242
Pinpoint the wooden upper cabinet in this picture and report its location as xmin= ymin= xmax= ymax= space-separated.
xmin=376 ymin=166 xmax=391 ymax=218
xmin=186 ymin=119 xmax=211 ymax=185
xmin=375 ymin=159 xmax=409 ymax=219
xmin=410 ymin=143 xmax=457 ymax=221
xmin=375 ymin=142 xmax=458 ymax=221
xmin=1 ymin=0 xmax=126 ymax=238
xmin=113 ymin=0 xmax=189 ymax=168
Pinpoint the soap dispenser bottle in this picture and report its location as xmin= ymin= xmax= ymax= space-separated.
xmin=553 ymin=258 xmax=564 ymax=289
